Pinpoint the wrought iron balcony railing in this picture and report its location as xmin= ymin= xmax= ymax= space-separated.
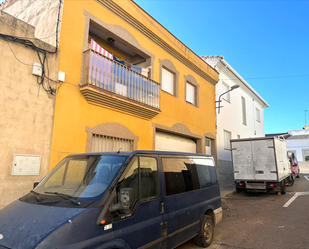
xmin=80 ymin=49 xmax=160 ymax=119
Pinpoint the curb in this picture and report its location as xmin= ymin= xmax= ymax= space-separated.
xmin=221 ymin=190 xmax=236 ymax=198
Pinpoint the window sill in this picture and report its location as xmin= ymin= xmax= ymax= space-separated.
xmin=161 ymin=89 xmax=177 ymax=97
xmin=186 ymin=101 xmax=198 ymax=107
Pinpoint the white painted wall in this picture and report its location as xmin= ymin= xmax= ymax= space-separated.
xmin=285 ymin=130 xmax=309 ymax=175
xmin=202 ymin=57 xmax=269 ymax=188
xmin=286 ymin=139 xmax=309 ymax=161
xmin=286 ymin=138 xmax=309 ymax=173
xmin=0 ymin=0 xmax=62 ymax=47
xmin=215 ymin=60 xmax=268 ymax=161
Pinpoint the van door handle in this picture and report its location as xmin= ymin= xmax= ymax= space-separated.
xmin=160 ymin=202 xmax=164 ymax=213
xmin=160 ymin=221 xmax=167 ymax=236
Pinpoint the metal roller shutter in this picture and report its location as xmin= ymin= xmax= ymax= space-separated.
xmin=155 ymin=131 xmax=196 ymax=153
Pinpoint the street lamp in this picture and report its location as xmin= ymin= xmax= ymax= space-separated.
xmin=216 ymin=84 xmax=240 ymax=114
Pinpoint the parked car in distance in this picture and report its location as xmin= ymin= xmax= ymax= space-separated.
xmin=288 ymin=152 xmax=300 ymax=178
xmin=0 ymin=151 xmax=222 ymax=249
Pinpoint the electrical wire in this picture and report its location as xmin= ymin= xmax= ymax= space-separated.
xmin=6 ymin=41 xmax=32 ymax=66
xmin=0 ymin=0 xmax=62 ymax=96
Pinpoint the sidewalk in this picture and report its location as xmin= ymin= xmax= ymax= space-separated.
xmin=220 ymin=185 xmax=235 ymax=198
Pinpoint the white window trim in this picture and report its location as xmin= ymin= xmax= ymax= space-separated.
xmin=186 ymin=82 xmax=196 ymax=105
xmin=184 ymin=75 xmax=199 ymax=107
xmin=256 ymin=108 xmax=260 ymax=122
xmin=161 ymin=67 xmax=175 ymax=95
xmin=242 ymin=97 xmax=247 ymax=126
xmin=222 ymin=82 xmax=231 ymax=103
xmin=160 ymin=59 xmax=179 ymax=97
xmin=224 ymin=130 xmax=232 ymax=150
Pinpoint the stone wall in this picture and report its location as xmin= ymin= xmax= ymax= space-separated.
xmin=217 ymin=159 xmax=235 ymax=189
xmin=0 ymin=11 xmax=58 ymax=209
xmin=0 ymin=0 xmax=61 ymax=47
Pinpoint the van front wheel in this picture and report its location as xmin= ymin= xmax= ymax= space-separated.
xmin=195 ymin=215 xmax=214 ymax=248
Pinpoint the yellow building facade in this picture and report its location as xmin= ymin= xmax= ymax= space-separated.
xmin=49 ymin=0 xmax=219 ymax=169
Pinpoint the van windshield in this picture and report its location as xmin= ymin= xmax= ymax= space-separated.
xmin=34 ymin=155 xmax=128 ymax=201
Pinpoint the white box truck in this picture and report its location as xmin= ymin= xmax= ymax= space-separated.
xmin=230 ymin=137 xmax=293 ymax=194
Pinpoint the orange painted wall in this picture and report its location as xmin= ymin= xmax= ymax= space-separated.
xmin=49 ymin=0 xmax=218 ymax=169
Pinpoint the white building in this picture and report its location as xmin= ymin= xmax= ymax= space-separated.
xmin=201 ymin=56 xmax=269 ymax=189
xmin=285 ymin=129 xmax=309 ymax=173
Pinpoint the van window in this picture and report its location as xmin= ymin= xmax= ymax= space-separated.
xmin=192 ymin=158 xmax=218 ymax=188
xmin=35 ymin=155 xmax=128 ymax=201
xmin=162 ymin=157 xmax=217 ymax=196
xmin=162 ymin=157 xmax=200 ymax=196
xmin=117 ymin=156 xmax=158 ymax=209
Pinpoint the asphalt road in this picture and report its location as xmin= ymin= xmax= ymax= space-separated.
xmin=179 ymin=174 xmax=309 ymax=249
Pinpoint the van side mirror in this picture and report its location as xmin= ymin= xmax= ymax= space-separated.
xmin=119 ymin=188 xmax=133 ymax=211
xmin=110 ymin=188 xmax=133 ymax=213
xmin=33 ymin=182 xmax=39 ymax=189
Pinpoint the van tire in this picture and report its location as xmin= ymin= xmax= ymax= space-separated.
xmin=195 ymin=215 xmax=214 ymax=248
xmin=297 ymin=170 xmax=300 ymax=178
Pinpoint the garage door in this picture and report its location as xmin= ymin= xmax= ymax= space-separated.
xmin=155 ymin=131 xmax=196 ymax=153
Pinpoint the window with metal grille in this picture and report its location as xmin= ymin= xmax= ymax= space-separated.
xmin=91 ymin=134 xmax=133 ymax=152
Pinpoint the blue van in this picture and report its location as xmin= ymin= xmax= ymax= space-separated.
xmin=0 ymin=151 xmax=222 ymax=249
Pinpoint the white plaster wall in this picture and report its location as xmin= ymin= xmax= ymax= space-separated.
xmin=0 ymin=0 xmax=61 ymax=47
xmin=286 ymin=139 xmax=309 ymax=173
xmin=286 ymin=139 xmax=309 ymax=161
xmin=216 ymin=68 xmax=266 ymax=161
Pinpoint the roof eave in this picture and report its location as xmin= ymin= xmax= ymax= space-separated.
xmin=218 ymin=59 xmax=270 ymax=108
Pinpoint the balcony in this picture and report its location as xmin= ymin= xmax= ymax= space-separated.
xmin=80 ymin=49 xmax=161 ymax=119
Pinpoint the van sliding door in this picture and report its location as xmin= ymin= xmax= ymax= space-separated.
xmin=161 ymin=156 xmax=219 ymax=248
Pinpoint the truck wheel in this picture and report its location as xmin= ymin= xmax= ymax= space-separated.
xmin=195 ymin=215 xmax=214 ymax=248
xmin=236 ymin=187 xmax=242 ymax=194
xmin=281 ymin=180 xmax=286 ymax=195
xmin=290 ymin=175 xmax=295 ymax=186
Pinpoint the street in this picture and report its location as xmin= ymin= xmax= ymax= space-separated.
xmin=179 ymin=174 xmax=309 ymax=249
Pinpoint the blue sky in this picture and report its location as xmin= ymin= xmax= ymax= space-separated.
xmin=1 ymin=0 xmax=308 ymax=134
xmin=134 ymin=0 xmax=309 ymax=134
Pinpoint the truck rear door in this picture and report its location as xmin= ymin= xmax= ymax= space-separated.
xmin=251 ymin=139 xmax=277 ymax=181
xmin=232 ymin=139 xmax=278 ymax=181
xmin=231 ymin=140 xmax=255 ymax=180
